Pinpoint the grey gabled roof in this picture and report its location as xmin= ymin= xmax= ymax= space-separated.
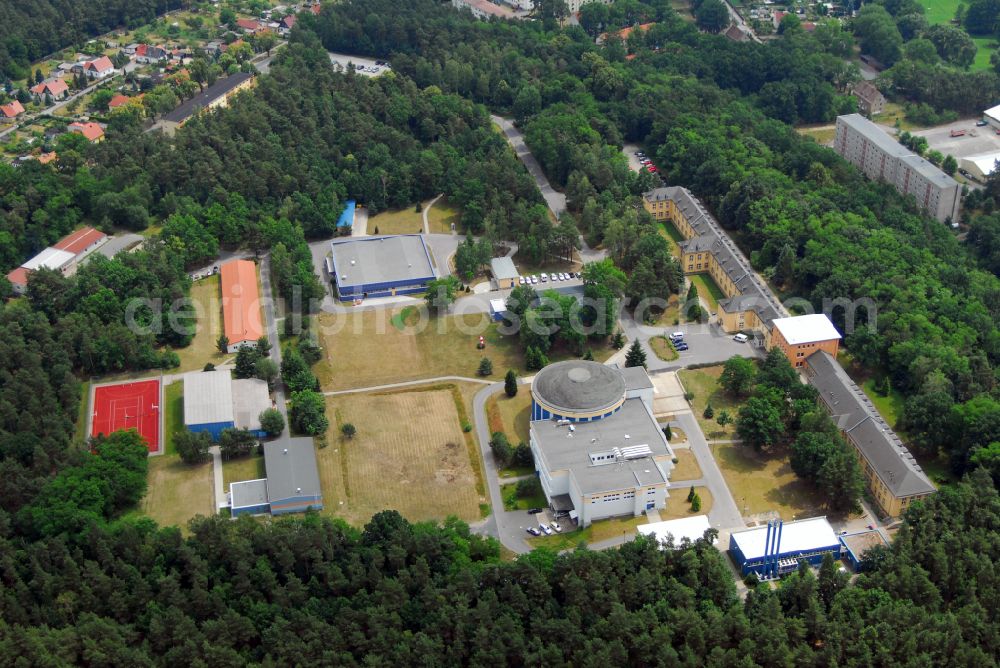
xmin=804 ymin=351 xmax=935 ymax=499
xmin=231 ymin=378 xmax=271 ymax=432
xmin=646 ymin=186 xmax=785 ymax=325
xmin=490 ymin=256 xmax=518 ymax=280
xmin=264 ymin=437 xmax=322 ymax=502
xmin=162 ymin=72 xmax=253 ymax=123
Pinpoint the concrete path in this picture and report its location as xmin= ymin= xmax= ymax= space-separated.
xmin=673 ymin=412 xmax=745 ymax=531
xmin=351 ymin=207 xmax=369 ymax=237
xmin=322 ymin=375 xmax=493 ymax=397
xmin=209 ymin=445 xmax=226 ymax=510
xmin=422 ymin=193 xmax=443 ymax=234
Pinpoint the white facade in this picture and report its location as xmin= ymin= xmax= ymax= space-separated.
xmin=834 ymin=114 xmax=961 ymax=224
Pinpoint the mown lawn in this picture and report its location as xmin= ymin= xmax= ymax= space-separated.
xmin=528 ymin=515 xmax=646 ymax=550
xmin=919 ymin=0 xmax=961 ymax=25
xmin=174 ymin=276 xmax=230 ymax=373
xmin=222 ymin=454 xmax=265 ymax=488
xmin=688 ymin=273 xmax=726 ymax=312
xmin=678 ymin=365 xmax=745 ymax=439
xmin=662 ymin=485 xmax=713 ymax=520
xmin=861 ymin=379 xmax=906 ymax=429
xmin=502 ymin=481 xmax=546 ymax=510
xmin=140 ymin=455 xmax=214 ymax=531
xmin=649 ymin=335 xmax=679 ymax=362
xmin=75 ymin=381 xmax=91 ymax=445
xmin=315 ymin=308 xmax=612 ymax=391
xmin=162 ymin=382 xmax=184 ymax=457
xmin=670 ymin=448 xmax=702 ymax=481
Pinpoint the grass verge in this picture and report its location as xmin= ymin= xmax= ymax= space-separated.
xmin=501 ymin=482 xmax=546 ymax=510
xmin=162 ymin=382 xmax=184 ymax=457
xmin=649 ymin=335 xmax=679 ymax=361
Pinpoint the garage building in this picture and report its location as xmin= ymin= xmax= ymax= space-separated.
xmin=490 ymin=256 xmax=518 ymax=290
xmin=183 ymin=370 xmax=270 ymax=440
xmin=329 ymin=235 xmax=436 ymax=300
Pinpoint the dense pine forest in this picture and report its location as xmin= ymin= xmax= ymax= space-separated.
xmin=0 ymin=0 xmax=998 ymax=664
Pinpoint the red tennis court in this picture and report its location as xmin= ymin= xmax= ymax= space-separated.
xmin=91 ymin=379 xmax=161 ymax=453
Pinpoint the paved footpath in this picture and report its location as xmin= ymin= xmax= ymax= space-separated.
xmin=323 ymin=376 xmax=492 ymax=397
xmin=674 ymin=412 xmax=744 ymax=530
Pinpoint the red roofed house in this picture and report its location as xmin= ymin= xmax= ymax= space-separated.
xmin=236 ymin=18 xmax=263 ymax=33
xmin=36 ymin=152 xmax=57 ymax=165
xmin=310 ymin=3 xmax=322 ymax=15
xmin=68 ymin=122 xmax=105 ymax=143
xmin=5 ymin=267 xmax=30 ymax=295
xmin=30 ymin=79 xmax=69 ymax=102
xmin=108 ymin=94 xmax=130 ymax=109
xmin=134 ymin=44 xmax=169 ymax=63
xmin=220 ymin=259 xmax=264 ymax=352
xmin=281 ymin=15 xmax=297 ymax=31
xmin=83 ymin=56 xmax=115 ymax=79
xmin=0 ymin=100 xmax=24 ymax=122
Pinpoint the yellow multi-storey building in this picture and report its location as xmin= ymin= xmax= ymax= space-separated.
xmin=643 ymin=187 xmax=784 ymax=334
xmin=805 ymin=350 xmax=935 ymax=518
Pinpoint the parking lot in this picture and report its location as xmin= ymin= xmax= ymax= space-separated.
xmin=327 ymin=52 xmax=390 ymax=77
xmin=911 ymin=118 xmax=1000 ymax=161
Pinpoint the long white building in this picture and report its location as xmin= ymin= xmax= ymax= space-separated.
xmin=834 ymin=114 xmax=961 ymax=225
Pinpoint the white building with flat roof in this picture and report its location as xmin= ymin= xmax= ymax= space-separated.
xmin=639 ymin=515 xmax=713 ymax=548
xmin=834 ymin=114 xmax=961 ymax=225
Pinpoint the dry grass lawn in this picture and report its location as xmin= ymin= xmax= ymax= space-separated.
xmin=487 ymin=391 xmax=532 ymax=445
xmin=670 ymin=448 xmax=702 ymax=481
xmin=319 ymin=387 xmax=485 ymax=525
xmin=141 ymin=455 xmax=214 ymax=530
xmin=367 ymin=197 xmax=462 ymax=236
xmin=662 ymin=485 xmax=713 ymax=520
xmin=649 ymin=335 xmax=679 ymax=362
xmin=678 ymin=365 xmax=744 ymax=439
xmin=315 ymin=308 xmax=611 ymax=391
xmin=714 ymin=444 xmax=825 ymax=520
xmin=175 ymin=276 xmax=231 ymax=373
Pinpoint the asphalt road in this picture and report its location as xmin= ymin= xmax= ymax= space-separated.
xmin=673 ymin=412 xmax=745 ymax=530
xmin=259 ymin=253 xmax=290 ymax=437
xmin=491 ymin=114 xmax=566 ymax=218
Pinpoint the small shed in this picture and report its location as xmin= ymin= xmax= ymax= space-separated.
xmin=489 ymin=298 xmax=508 ymax=322
xmin=490 ymin=256 xmax=518 ymax=289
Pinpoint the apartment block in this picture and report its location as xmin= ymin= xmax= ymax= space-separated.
xmin=834 ymin=114 xmax=961 ymax=225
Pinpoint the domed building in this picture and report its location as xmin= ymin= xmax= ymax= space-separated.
xmin=528 ymin=361 xmax=674 ymax=528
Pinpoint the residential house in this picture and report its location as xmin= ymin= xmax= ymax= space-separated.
xmin=68 ymin=122 xmax=105 ymax=143
xmin=108 ymin=94 xmax=131 ymax=109
xmin=29 ymin=79 xmax=69 ymax=102
xmin=850 ymin=80 xmax=886 ymax=117
xmin=236 ymin=18 xmax=263 ymax=33
xmin=451 ymin=0 xmax=515 ymax=19
xmin=134 ymin=44 xmax=169 ymax=63
xmin=203 ymin=40 xmax=224 ymax=57
xmin=724 ymin=24 xmax=750 ymax=42
xmin=82 ymin=56 xmax=115 ymax=79
xmin=0 ymin=100 xmax=24 ymax=122
xmin=281 ymin=15 xmax=297 ymax=32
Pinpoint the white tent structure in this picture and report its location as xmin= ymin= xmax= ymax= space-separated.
xmin=960 ymin=152 xmax=1000 ymax=182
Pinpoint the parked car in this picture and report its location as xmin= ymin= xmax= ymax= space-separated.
xmin=669 ymin=331 xmax=684 ymax=341
xmin=733 ymin=333 xmax=748 ymax=343
xmin=527 ymin=507 xmax=543 ymax=514
xmin=977 ymin=120 xmax=988 ymax=127
xmin=647 ymin=165 xmax=658 ymax=173
xmin=518 ymin=276 xmax=525 ymax=285
xmin=550 ymin=521 xmax=562 ymax=532
xmin=526 ymin=527 xmax=541 ymax=536
xmin=675 ymin=342 xmax=689 ymax=351
xmin=540 ymin=273 xmax=548 ymax=282
xmin=539 ymin=523 xmax=553 ymax=535
xmin=950 ymin=129 xmax=966 ymax=137
xmin=531 ymin=275 xmax=538 ymax=284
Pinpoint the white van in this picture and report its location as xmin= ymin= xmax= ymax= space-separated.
xmin=733 ymin=333 xmax=749 ymax=343
xmin=669 ymin=331 xmax=684 ymax=341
